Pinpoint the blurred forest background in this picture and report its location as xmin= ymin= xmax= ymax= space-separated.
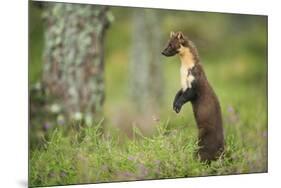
xmin=29 ymin=1 xmax=267 ymax=187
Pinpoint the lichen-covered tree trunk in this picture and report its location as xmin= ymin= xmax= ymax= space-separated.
xmin=42 ymin=3 xmax=111 ymax=123
xmin=130 ymin=9 xmax=164 ymax=112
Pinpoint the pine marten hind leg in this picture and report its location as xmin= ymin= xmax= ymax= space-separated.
xmin=197 ymin=127 xmax=224 ymax=163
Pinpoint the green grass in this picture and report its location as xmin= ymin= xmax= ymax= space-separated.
xmin=29 ymin=119 xmax=256 ymax=187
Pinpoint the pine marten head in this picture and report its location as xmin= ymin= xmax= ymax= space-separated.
xmin=161 ymin=31 xmax=199 ymax=62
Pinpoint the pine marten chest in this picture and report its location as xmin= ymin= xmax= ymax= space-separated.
xmin=178 ymin=45 xmax=196 ymax=92
xmin=180 ymin=64 xmax=195 ymax=91
xmin=180 ymin=53 xmax=195 ymax=92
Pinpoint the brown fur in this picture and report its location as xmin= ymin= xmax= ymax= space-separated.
xmin=162 ymin=31 xmax=224 ymax=161
xmin=190 ymin=63 xmax=224 ymax=161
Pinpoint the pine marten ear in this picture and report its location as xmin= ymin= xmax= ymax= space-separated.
xmin=170 ymin=31 xmax=175 ymax=38
xmin=177 ymin=32 xmax=184 ymax=40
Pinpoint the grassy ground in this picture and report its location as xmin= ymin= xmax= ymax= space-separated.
xmin=29 ymin=4 xmax=267 ymax=187
xmin=29 ymin=120 xmax=258 ymax=187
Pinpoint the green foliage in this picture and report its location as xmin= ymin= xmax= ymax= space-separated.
xmin=29 ymin=121 xmax=252 ymax=187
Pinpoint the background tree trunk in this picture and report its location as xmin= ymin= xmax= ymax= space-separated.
xmin=42 ymin=3 xmax=110 ymax=123
xmin=130 ymin=9 xmax=164 ymax=113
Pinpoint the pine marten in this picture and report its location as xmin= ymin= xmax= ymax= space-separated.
xmin=161 ymin=31 xmax=224 ymax=162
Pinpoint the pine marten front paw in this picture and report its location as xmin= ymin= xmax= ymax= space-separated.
xmin=173 ymin=102 xmax=182 ymax=113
